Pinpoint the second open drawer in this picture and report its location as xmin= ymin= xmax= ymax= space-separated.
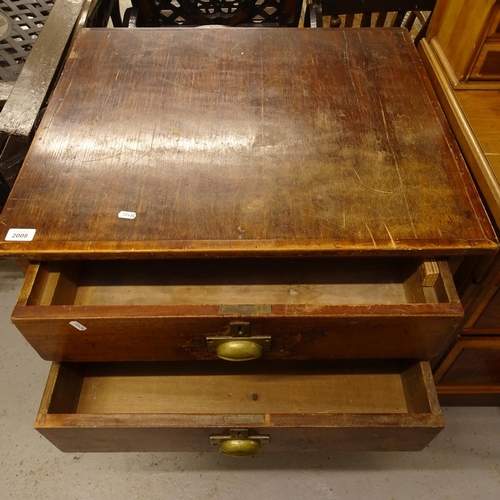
xmin=36 ymin=359 xmax=444 ymax=453
xmin=12 ymin=258 xmax=463 ymax=361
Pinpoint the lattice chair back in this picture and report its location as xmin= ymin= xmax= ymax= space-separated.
xmin=127 ymin=0 xmax=301 ymax=27
xmin=0 ymin=0 xmax=55 ymax=82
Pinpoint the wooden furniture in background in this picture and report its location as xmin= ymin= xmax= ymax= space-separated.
xmin=427 ymin=0 xmax=500 ymax=86
xmin=0 ymin=0 xmax=86 ymax=209
xmin=320 ymin=0 xmax=435 ymax=41
xmin=419 ymin=0 xmax=500 ymax=405
xmin=0 ymin=27 xmax=497 ymax=453
xmin=123 ymin=0 xmax=302 ymax=27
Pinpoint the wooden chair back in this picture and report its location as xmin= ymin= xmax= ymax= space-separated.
xmin=321 ymin=0 xmax=436 ymax=41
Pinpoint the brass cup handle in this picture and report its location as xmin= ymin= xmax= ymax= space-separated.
xmin=219 ymin=438 xmax=262 ymax=457
xmin=210 ymin=430 xmax=270 ymax=457
xmin=216 ymin=340 xmax=263 ymax=361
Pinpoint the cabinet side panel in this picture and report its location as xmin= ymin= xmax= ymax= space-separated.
xmin=428 ymin=0 xmax=498 ymax=80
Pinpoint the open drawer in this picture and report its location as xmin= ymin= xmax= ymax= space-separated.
xmin=36 ymin=360 xmax=444 ymax=453
xmin=13 ymin=258 xmax=463 ymax=362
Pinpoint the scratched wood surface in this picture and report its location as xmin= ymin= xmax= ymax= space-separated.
xmin=0 ymin=28 xmax=496 ymax=258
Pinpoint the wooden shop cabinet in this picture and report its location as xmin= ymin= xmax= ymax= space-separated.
xmin=427 ymin=0 xmax=500 ymax=86
xmin=0 ymin=27 xmax=497 ymax=455
xmin=433 ymin=256 xmax=500 ymax=405
xmin=420 ymin=0 xmax=500 ymax=405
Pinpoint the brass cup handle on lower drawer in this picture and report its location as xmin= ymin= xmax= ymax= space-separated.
xmin=206 ymin=336 xmax=271 ymax=361
xmin=217 ymin=340 xmax=262 ymax=361
xmin=210 ymin=430 xmax=270 ymax=457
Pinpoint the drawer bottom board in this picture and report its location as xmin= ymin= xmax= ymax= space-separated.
xmin=36 ymin=360 xmax=444 ymax=453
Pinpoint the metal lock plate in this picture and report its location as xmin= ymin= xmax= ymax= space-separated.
xmin=230 ymin=322 xmax=251 ymax=337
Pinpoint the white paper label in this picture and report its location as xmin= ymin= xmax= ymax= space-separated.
xmin=5 ymin=228 xmax=36 ymax=241
xmin=118 ymin=211 xmax=136 ymax=219
xmin=69 ymin=321 xmax=87 ymax=331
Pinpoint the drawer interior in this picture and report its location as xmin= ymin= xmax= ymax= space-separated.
xmin=46 ymin=360 xmax=433 ymax=416
xmin=26 ymin=258 xmax=453 ymax=307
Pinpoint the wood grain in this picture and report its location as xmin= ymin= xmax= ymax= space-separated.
xmin=0 ymin=28 xmax=496 ymax=258
xmin=76 ymin=363 xmax=410 ymax=414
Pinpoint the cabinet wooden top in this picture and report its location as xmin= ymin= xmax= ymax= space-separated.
xmin=0 ymin=28 xmax=496 ymax=258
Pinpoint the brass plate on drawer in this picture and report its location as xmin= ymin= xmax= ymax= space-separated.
xmin=218 ymin=304 xmax=272 ymax=315
xmin=223 ymin=414 xmax=267 ymax=425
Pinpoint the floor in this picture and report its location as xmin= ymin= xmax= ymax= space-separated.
xmin=0 ymin=260 xmax=499 ymax=499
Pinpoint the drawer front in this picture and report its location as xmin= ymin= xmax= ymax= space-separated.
xmin=13 ymin=259 xmax=463 ymax=361
xmin=36 ymin=360 xmax=444 ymax=453
xmin=435 ymin=337 xmax=500 ymax=386
xmin=434 ymin=337 xmax=500 ymax=406
xmin=463 ymin=286 xmax=500 ymax=333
